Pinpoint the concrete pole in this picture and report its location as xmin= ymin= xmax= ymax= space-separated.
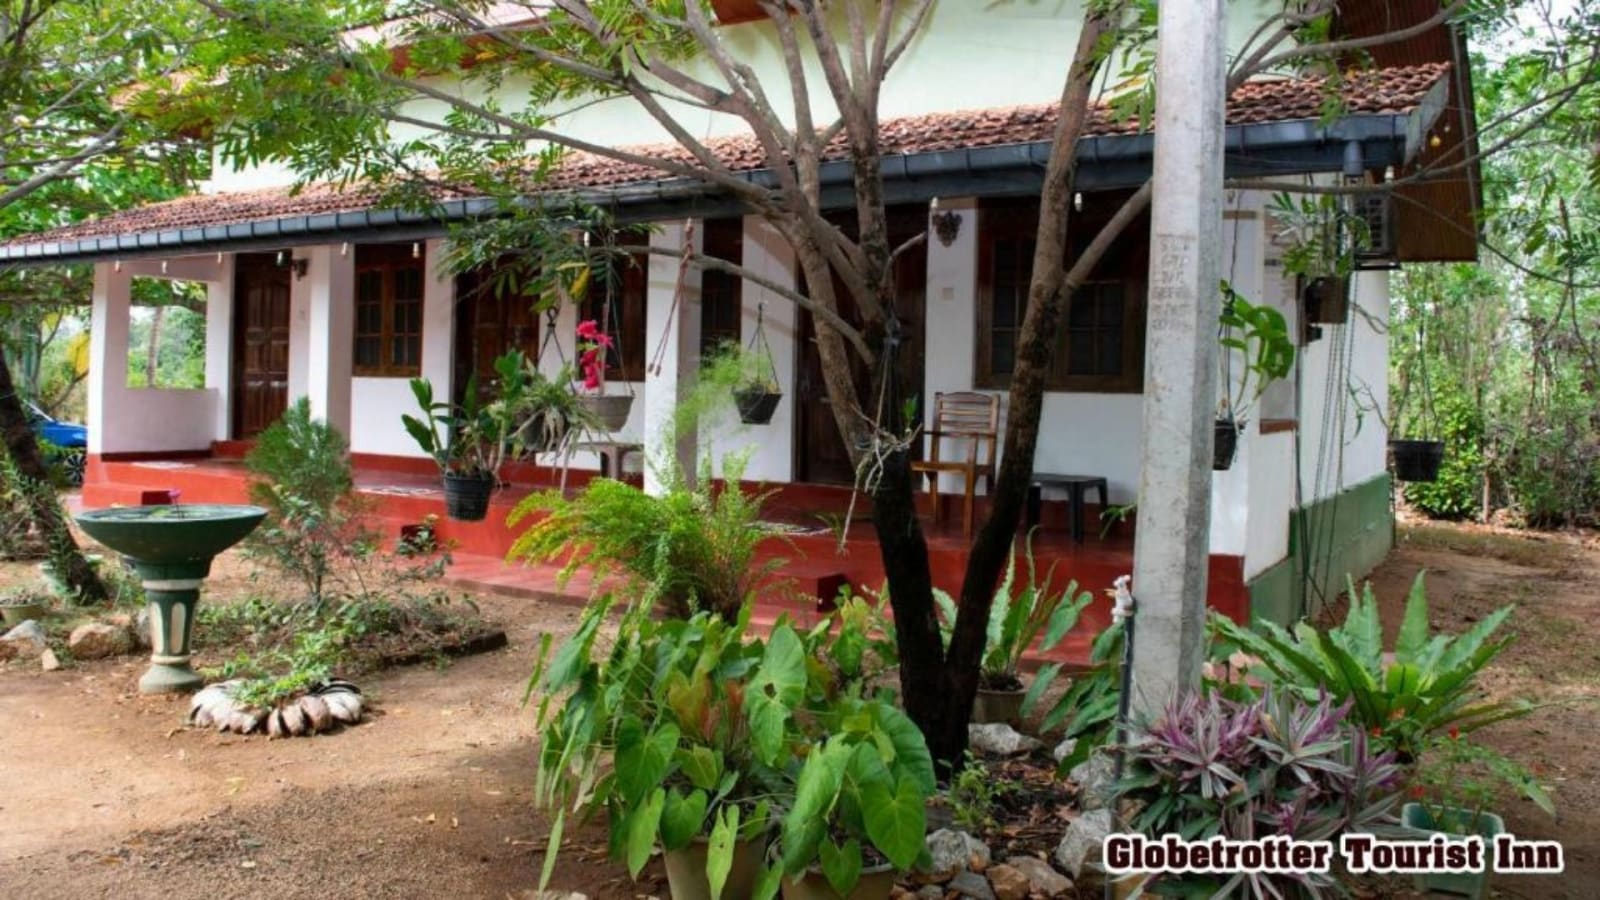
xmin=304 ymin=244 xmax=354 ymax=436
xmin=87 ymin=262 xmax=133 ymax=456
xmin=1130 ymin=0 xmax=1227 ymax=712
xmin=642 ymin=220 xmax=703 ymax=494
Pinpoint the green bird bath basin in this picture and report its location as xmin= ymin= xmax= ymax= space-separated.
xmin=76 ymin=504 xmax=266 ymax=694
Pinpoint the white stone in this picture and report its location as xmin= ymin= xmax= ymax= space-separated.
xmin=923 ymin=828 xmax=991 ymax=880
xmin=1054 ymin=808 xmax=1113 ymax=882
xmin=986 ymin=864 xmax=1030 ymax=900
xmin=947 ymin=870 xmax=995 ymax=900
xmin=1 ymin=619 xmax=48 ymax=658
xmin=1069 ymin=752 xmax=1117 ymax=811
xmin=1050 ymin=737 xmax=1077 ymax=763
xmin=40 ymin=648 xmax=61 ymax=671
xmin=968 ymin=722 xmax=1041 ymax=756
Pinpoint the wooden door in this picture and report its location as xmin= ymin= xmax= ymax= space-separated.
xmin=453 ymin=264 xmax=541 ymax=405
xmin=795 ymin=209 xmax=927 ymax=485
xmin=231 ymin=253 xmax=291 ymax=439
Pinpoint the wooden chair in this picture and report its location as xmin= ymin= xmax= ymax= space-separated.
xmin=910 ymin=391 xmax=1000 ymax=538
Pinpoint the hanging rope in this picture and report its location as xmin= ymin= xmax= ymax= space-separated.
xmin=746 ymin=301 xmax=781 ymax=387
xmin=538 ymin=306 xmax=567 ymax=367
xmin=598 ymin=242 xmax=636 ymax=398
xmin=647 ymin=218 xmax=697 ymax=377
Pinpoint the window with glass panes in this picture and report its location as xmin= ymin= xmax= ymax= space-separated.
xmin=353 ymin=244 xmax=425 ymax=377
xmin=975 ymin=196 xmax=1146 ymax=392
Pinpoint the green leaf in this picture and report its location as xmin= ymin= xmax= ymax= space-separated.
xmin=862 ymin=777 xmax=926 ymax=871
xmin=615 ymin=720 xmax=680 ymax=807
xmin=539 ymin=809 xmax=564 ymax=890
xmin=871 ymin=702 xmax=937 ymax=793
xmin=820 ymin=837 xmax=863 ymax=897
xmin=707 ymin=805 xmax=740 ymax=900
xmin=625 ymin=788 xmax=666 ymax=878
xmin=1021 ymin=662 xmax=1062 ymax=718
xmin=678 ymin=746 xmax=724 ymax=792
xmin=660 ymin=788 xmax=708 ymax=851
xmin=1395 ymin=571 xmax=1431 ymax=663
xmin=747 ymin=624 xmax=806 ymax=765
xmin=752 ymin=863 xmax=783 ymax=900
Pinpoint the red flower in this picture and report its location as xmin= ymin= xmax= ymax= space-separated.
xmin=576 ymin=319 xmax=600 ymax=340
xmin=1448 ymin=726 xmax=1461 ymax=740
xmin=1370 ymin=726 xmax=1383 ymax=739
xmin=1409 ymin=784 xmax=1425 ymax=799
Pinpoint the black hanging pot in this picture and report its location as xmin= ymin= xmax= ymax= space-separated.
xmin=1213 ymin=419 xmax=1240 ymax=471
xmin=442 ymin=472 xmax=495 ymax=521
xmin=1390 ymin=439 xmax=1445 ymax=482
xmin=734 ymin=388 xmax=782 ymax=425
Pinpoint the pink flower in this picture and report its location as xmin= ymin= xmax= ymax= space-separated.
xmin=576 ymin=319 xmax=600 ymax=340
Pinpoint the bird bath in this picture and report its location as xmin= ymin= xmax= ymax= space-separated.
xmin=75 ymin=504 xmax=266 ymax=693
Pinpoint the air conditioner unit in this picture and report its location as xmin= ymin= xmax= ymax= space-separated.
xmin=1352 ymin=192 xmax=1398 ymax=268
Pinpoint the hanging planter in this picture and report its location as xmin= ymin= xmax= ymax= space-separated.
xmin=734 ymin=388 xmax=782 ymax=425
xmin=1213 ymin=418 xmax=1240 ymax=471
xmin=442 ymin=471 xmax=495 ymax=521
xmin=731 ymin=302 xmax=784 ymax=425
xmin=1302 ymin=275 xmax=1350 ymax=324
xmin=1390 ymin=438 xmax=1445 ymax=483
xmin=578 ymin=393 xmax=634 ymax=431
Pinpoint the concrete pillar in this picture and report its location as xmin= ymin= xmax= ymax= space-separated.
xmin=204 ymin=254 xmax=236 ymax=443
xmin=1130 ymin=0 xmax=1227 ymax=711
xmin=303 ymin=245 xmax=354 ymax=435
xmin=87 ymin=263 xmax=133 ymax=455
xmin=642 ymin=220 xmax=703 ymax=493
xmin=420 ymin=239 xmax=455 ymax=399
xmin=923 ymin=197 xmax=979 ymax=494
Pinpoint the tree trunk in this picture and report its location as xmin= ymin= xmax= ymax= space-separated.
xmin=145 ymin=305 xmax=164 ymax=387
xmin=0 ymin=344 xmax=108 ymax=604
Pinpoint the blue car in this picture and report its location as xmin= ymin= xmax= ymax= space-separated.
xmin=26 ymin=401 xmax=87 ymax=485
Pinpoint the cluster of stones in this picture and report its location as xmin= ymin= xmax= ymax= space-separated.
xmin=0 ymin=612 xmax=146 ymax=670
xmin=886 ymin=723 xmax=1117 ymax=900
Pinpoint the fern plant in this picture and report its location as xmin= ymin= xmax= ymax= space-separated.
xmin=508 ymin=452 xmax=780 ymax=621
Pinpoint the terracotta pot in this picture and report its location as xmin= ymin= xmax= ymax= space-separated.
xmin=973 ymin=685 xmax=1027 ymax=725
xmin=662 ymin=837 xmax=767 ymax=900
xmin=780 ymin=864 xmax=897 ymax=900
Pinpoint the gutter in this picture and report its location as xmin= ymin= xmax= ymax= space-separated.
xmin=0 ymin=110 xmax=1422 ymax=267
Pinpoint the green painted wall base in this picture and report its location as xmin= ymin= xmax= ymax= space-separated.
xmin=1248 ymin=474 xmax=1395 ymax=627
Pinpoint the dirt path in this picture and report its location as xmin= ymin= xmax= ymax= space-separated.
xmin=3 ymin=521 xmax=1598 ymax=897
xmin=0 ymin=587 xmax=659 ymax=900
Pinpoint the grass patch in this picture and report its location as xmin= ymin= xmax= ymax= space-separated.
xmin=1398 ymin=521 xmax=1579 ymax=570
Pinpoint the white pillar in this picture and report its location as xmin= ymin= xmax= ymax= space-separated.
xmin=87 ymin=263 xmax=133 ymax=455
xmin=642 ymin=220 xmax=703 ymax=494
xmin=923 ymin=197 xmax=979 ymax=493
xmin=1130 ymin=0 xmax=1227 ymax=711
xmin=420 ymin=239 xmax=455 ymax=398
xmin=204 ymin=254 xmax=236 ymax=443
xmin=734 ymin=216 xmax=799 ymax=483
xmin=303 ymin=245 xmax=354 ymax=435
xmin=287 ymin=253 xmax=311 ymax=402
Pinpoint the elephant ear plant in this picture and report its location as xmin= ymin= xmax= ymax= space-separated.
xmin=1211 ymin=572 xmax=1530 ymax=761
xmin=528 ymin=592 xmax=932 ymax=900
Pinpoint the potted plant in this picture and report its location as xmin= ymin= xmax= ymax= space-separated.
xmin=530 ymin=600 xmax=783 ymax=900
xmin=402 ymin=349 xmax=538 ymax=521
xmin=774 ymin=694 xmax=935 ymax=900
xmin=574 ymin=318 xmax=634 ymax=431
xmin=935 ymin=534 xmax=1092 ymax=724
xmin=1269 ymin=192 xmax=1367 ymax=326
xmin=1404 ymin=730 xmax=1554 ymax=899
xmin=1214 ymin=281 xmax=1295 ymax=471
xmin=735 ymin=374 xmax=783 ymax=425
xmin=0 ymin=588 xmax=49 ymax=626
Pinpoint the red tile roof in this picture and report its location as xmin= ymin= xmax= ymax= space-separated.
xmin=5 ymin=63 xmax=1447 ymax=250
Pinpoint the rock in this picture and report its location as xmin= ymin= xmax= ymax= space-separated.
xmin=106 ymin=612 xmax=148 ymax=649
xmin=68 ymin=622 xmax=133 ymax=660
xmin=1068 ymin=752 xmax=1117 ymax=811
xmin=986 ymin=864 xmax=1030 ymax=900
xmin=40 ymin=648 xmax=61 ymax=671
xmin=1 ymin=620 xmax=48 ymax=658
xmin=1054 ymin=808 xmax=1114 ymax=884
xmin=924 ymin=828 xmax=991 ymax=880
xmin=1006 ymin=857 xmax=1073 ymax=898
xmin=968 ymin=722 xmax=1042 ymax=756
xmin=916 ymin=886 xmax=945 ymax=900
xmin=1050 ymin=737 xmax=1078 ymax=764
xmin=890 ymin=886 xmax=916 ymax=900
xmin=948 ymin=870 xmax=995 ymax=900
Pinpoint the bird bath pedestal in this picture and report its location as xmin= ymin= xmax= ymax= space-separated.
xmin=75 ymin=504 xmax=266 ymax=694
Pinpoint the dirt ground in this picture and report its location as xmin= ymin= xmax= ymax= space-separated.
xmin=3 ymin=518 xmax=1598 ymax=898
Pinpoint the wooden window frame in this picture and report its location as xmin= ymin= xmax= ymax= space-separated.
xmin=353 ymin=244 xmax=425 ymax=378
xmin=974 ymin=196 xmax=1147 ymax=393
xmin=699 ymin=217 xmax=745 ymax=357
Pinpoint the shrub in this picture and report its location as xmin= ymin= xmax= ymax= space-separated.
xmin=508 ymin=452 xmax=778 ymax=621
xmin=1116 ymin=688 xmax=1405 ymax=898
xmin=1402 ymin=395 xmax=1484 ymax=520
xmin=1210 ymin=573 xmax=1528 ymax=762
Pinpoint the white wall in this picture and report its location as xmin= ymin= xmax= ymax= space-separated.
xmin=203 ymin=254 xmax=235 ymax=442
xmin=1297 ymin=271 xmax=1391 ymax=502
xmin=212 ymin=1 xmax=1281 ymax=192
xmin=88 ymin=263 xmax=219 ymax=454
xmin=700 ymin=217 xmax=799 ymax=484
